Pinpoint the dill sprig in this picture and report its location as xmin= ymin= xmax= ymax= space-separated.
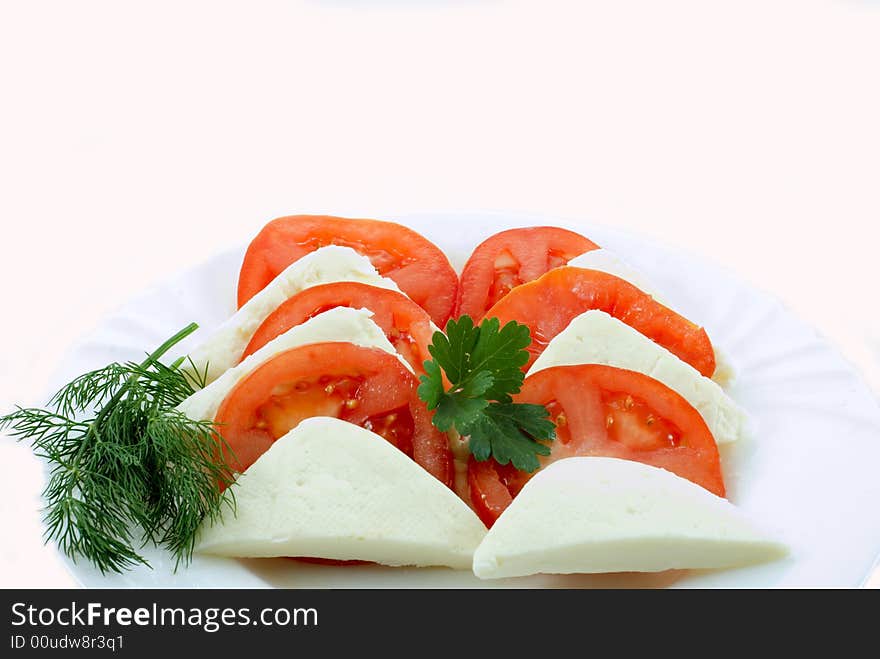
xmin=0 ymin=323 xmax=236 ymax=573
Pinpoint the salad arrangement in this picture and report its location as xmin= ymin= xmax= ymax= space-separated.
xmin=1 ymin=214 xmax=786 ymax=580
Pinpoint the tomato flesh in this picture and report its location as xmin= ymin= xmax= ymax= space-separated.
xmin=291 ymin=557 xmax=370 ymax=566
xmin=237 ymin=215 xmax=459 ymax=327
xmin=485 ymin=267 xmax=716 ymax=377
xmin=253 ymin=374 xmax=415 ymax=457
xmin=215 ymin=342 xmax=453 ymax=488
xmin=241 ymin=282 xmax=436 ymax=375
xmin=455 ymin=226 xmax=599 ymax=320
xmin=468 ymin=364 xmax=725 ymax=527
xmin=467 ymin=455 xmax=514 ymax=528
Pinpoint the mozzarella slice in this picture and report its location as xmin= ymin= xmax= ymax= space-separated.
xmin=178 ymin=306 xmax=410 ymax=423
xmin=568 ymin=249 xmax=736 ymax=386
xmin=569 ymin=248 xmax=657 ymax=297
xmin=472 ymin=457 xmax=786 ymax=579
xmin=188 ymin=245 xmax=401 ymax=384
xmin=528 ymin=310 xmax=746 ymax=444
xmin=195 ymin=417 xmax=487 ymax=568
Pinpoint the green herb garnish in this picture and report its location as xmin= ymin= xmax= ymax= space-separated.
xmin=0 ymin=323 xmax=235 ymax=573
xmin=417 ymin=315 xmax=556 ymax=472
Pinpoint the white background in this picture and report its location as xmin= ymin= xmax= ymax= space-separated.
xmin=1 ymin=0 xmax=878 ymax=588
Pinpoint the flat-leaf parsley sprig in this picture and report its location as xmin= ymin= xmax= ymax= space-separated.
xmin=417 ymin=315 xmax=556 ymax=472
xmin=0 ymin=323 xmax=236 ymax=573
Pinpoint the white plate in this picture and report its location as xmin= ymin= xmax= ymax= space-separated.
xmin=44 ymin=211 xmax=880 ymax=588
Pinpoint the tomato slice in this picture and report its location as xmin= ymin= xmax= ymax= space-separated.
xmin=291 ymin=557 xmax=369 ymax=566
xmin=214 ymin=342 xmax=453 ymax=488
xmin=468 ymin=364 xmax=725 ymax=527
xmin=486 ymin=267 xmax=716 ymax=377
xmin=237 ymin=215 xmax=459 ymax=327
xmin=454 ymin=227 xmax=599 ymax=320
xmin=240 ymin=282 xmax=436 ymax=376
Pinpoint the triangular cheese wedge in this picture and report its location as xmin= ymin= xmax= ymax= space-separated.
xmin=188 ymin=245 xmax=401 ymax=384
xmin=472 ymin=457 xmax=786 ymax=579
xmin=528 ymin=310 xmax=746 ymax=444
xmin=196 ymin=417 xmax=487 ymax=569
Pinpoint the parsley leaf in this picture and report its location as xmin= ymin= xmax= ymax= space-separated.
xmin=464 ymin=403 xmax=554 ymax=472
xmin=433 ymin=395 xmax=488 ymax=433
xmin=466 ymin=317 xmax=531 ymax=402
xmin=418 ymin=316 xmax=555 ymax=472
xmin=417 ymin=360 xmax=446 ymax=409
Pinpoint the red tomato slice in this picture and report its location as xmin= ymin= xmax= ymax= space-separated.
xmin=237 ymin=215 xmax=459 ymax=327
xmin=485 ymin=267 xmax=716 ymax=377
xmin=455 ymin=226 xmax=599 ymax=320
xmin=241 ymin=282 xmax=436 ymax=375
xmin=468 ymin=364 xmax=725 ymax=527
xmin=214 ymin=342 xmax=453 ymax=488
xmin=291 ymin=557 xmax=369 ymax=566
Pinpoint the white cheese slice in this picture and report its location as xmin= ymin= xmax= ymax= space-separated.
xmin=568 ymin=249 xmax=736 ymax=386
xmin=472 ymin=457 xmax=786 ymax=579
xmin=178 ymin=306 xmax=410 ymax=423
xmin=528 ymin=310 xmax=746 ymax=444
xmin=568 ymin=248 xmax=657 ymax=297
xmin=188 ymin=245 xmax=401 ymax=385
xmin=195 ymin=417 xmax=487 ymax=568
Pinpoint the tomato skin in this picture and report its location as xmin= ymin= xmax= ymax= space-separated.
xmin=237 ymin=215 xmax=459 ymax=327
xmin=468 ymin=364 xmax=725 ymax=526
xmin=290 ymin=557 xmax=370 ymax=566
xmin=241 ymin=282 xmax=436 ymax=375
xmin=467 ymin=456 xmax=514 ymax=528
xmin=485 ymin=267 xmax=716 ymax=377
xmin=214 ymin=342 xmax=453 ymax=488
xmin=455 ymin=227 xmax=599 ymax=321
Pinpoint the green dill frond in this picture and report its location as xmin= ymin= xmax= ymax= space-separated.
xmin=48 ymin=364 xmax=129 ymax=418
xmin=0 ymin=322 xmax=237 ymax=574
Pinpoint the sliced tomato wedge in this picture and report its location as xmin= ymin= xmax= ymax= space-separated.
xmin=454 ymin=226 xmax=599 ymax=320
xmin=291 ymin=557 xmax=369 ymax=566
xmin=237 ymin=215 xmax=459 ymax=327
xmin=468 ymin=364 xmax=725 ymax=527
xmin=214 ymin=342 xmax=453 ymax=488
xmin=485 ymin=267 xmax=716 ymax=376
xmin=241 ymin=282 xmax=436 ymax=375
